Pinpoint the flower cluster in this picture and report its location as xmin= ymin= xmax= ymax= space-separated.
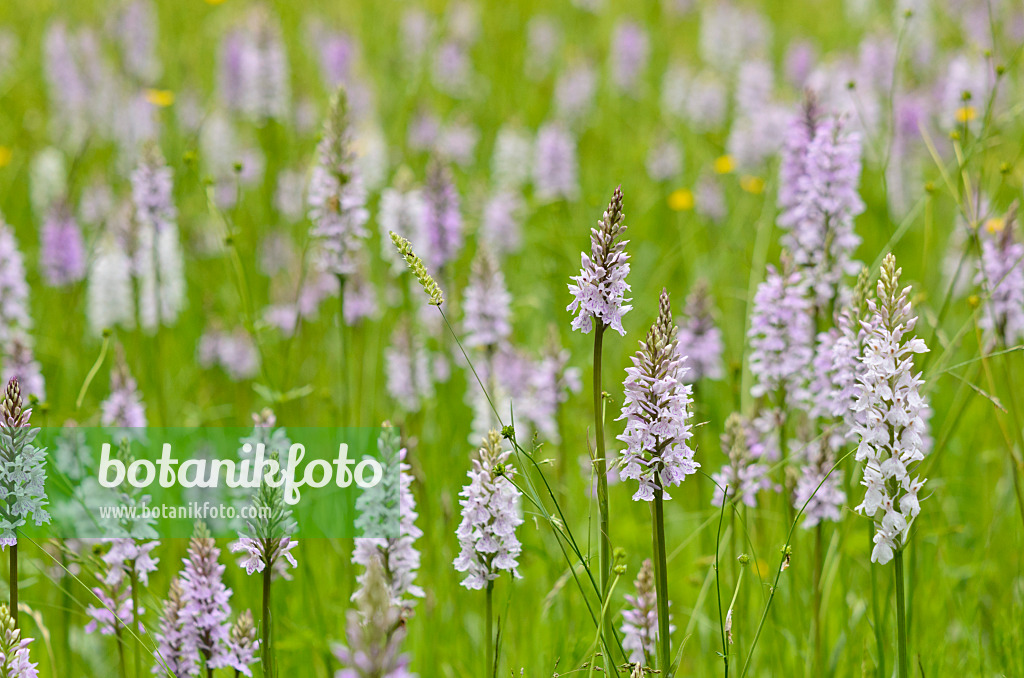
xmin=198 ymin=328 xmax=261 ymax=382
xmin=333 ymin=556 xmax=415 ymax=678
xmin=609 ymin=21 xmax=649 ymax=95
xmin=39 ymin=203 xmax=86 ymax=287
xmin=777 ymin=100 xmax=865 ymax=307
xmin=131 ymin=144 xmax=176 ymax=235
xmin=0 ymin=337 xmax=45 ymax=405
xmin=384 ymin=324 xmax=436 ymax=413
xmin=465 ymin=340 xmax=579 ymax=445
xmin=0 ymin=378 xmax=50 ymax=543
xmin=133 ymin=145 xmax=186 ymax=331
xmin=491 ymin=124 xmax=533 ymax=190
xmin=232 ymin=416 xmax=299 ymax=579
xmin=975 ymin=211 xmax=1024 ymax=345
xmin=353 ymin=425 xmax=424 ymax=611
xmin=0 ymin=604 xmax=38 ymax=678
xmin=793 ymin=436 xmax=846 ymax=528
xmin=231 ymin=535 xmax=298 ymax=579
xmin=101 ymin=356 xmax=148 ymax=428
xmin=153 ymin=579 xmax=192 ymax=676
xmin=567 ymin=187 xmax=632 ymax=336
xmin=178 ymin=526 xmax=234 ymax=671
xmin=809 ymin=268 xmax=872 ymax=427
xmin=453 ymin=430 xmax=523 ymax=590
xmin=711 ymin=413 xmax=777 ymax=508
xmin=676 ymin=281 xmax=724 ymax=382
xmin=462 ymin=248 xmax=512 ymax=350
xmin=85 ymin=538 xmax=160 ymax=635
xmin=87 ymin=230 xmax=135 ymax=336
xmin=480 ymin=190 xmax=524 ymax=254
xmin=0 ymin=217 xmax=31 ymax=344
xmin=308 ymin=89 xmax=370 ymax=278
xmin=618 ymin=290 xmax=699 ymax=502
xmin=378 ymin=175 xmax=426 ymax=274
xmin=220 ymin=7 xmax=290 ymax=122
xmin=621 ymin=559 xmax=672 ymax=666
xmin=747 ymin=262 xmax=815 ymax=405
xmin=533 ymin=123 xmax=578 ymax=202
xmin=224 ymin=611 xmax=259 ymax=677
xmin=852 ymin=255 xmax=930 ymax=564
xmin=0 ymin=217 xmax=43 ymax=401
xmin=421 ymin=161 xmax=462 ymax=273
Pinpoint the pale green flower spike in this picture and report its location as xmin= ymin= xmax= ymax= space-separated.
xmin=390 ymin=231 xmax=445 ymax=306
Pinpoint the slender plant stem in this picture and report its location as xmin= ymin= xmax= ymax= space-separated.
xmin=130 ymin=567 xmax=141 ymax=678
xmin=9 ymin=542 xmax=15 ymax=630
xmin=262 ymin=561 xmax=273 ymax=678
xmin=869 ymin=521 xmax=886 ymax=678
xmin=592 ymin=323 xmax=612 ymax=663
xmin=116 ymin=627 xmax=129 ymax=678
xmin=894 ymin=550 xmax=909 ymax=678
xmin=337 ymin=274 xmax=348 ymax=423
xmin=61 ymin=560 xmax=71 ymax=667
xmin=486 ymin=581 xmax=495 ymax=678
xmin=714 ymin=489 xmax=729 ymax=678
xmin=75 ymin=333 xmax=110 ymax=409
xmin=652 ymin=482 xmax=672 ymax=677
xmin=813 ymin=524 xmax=823 ymax=675
xmin=994 ymin=333 xmax=1024 ymax=529
xmin=776 ymin=405 xmax=794 ymax=526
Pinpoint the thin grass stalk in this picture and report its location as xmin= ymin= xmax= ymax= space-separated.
xmin=894 ymin=550 xmax=909 ymax=678
xmin=61 ymin=555 xmax=71 ymax=667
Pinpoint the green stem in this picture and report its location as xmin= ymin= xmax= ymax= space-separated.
xmin=262 ymin=562 xmax=273 ymax=678
xmin=714 ymin=489 xmax=728 ymax=678
xmin=869 ymin=522 xmax=886 ymax=678
xmin=776 ymin=404 xmax=794 ymax=526
xmin=994 ymin=336 xmax=1024 ymax=530
xmin=75 ymin=334 xmax=110 ymax=410
xmin=485 ymin=581 xmax=495 ymax=678
xmin=592 ymin=323 xmax=612 ymax=664
xmin=9 ymin=542 xmax=15 ymax=630
xmin=894 ymin=550 xmax=909 ymax=678
xmin=652 ymin=482 xmax=672 ymax=677
xmin=813 ymin=524 xmax=823 ymax=676
xmin=337 ymin=274 xmax=347 ymax=423
xmin=61 ymin=562 xmax=71 ymax=666
xmin=130 ymin=566 xmax=142 ymax=678
xmin=116 ymin=627 xmax=129 ymax=678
